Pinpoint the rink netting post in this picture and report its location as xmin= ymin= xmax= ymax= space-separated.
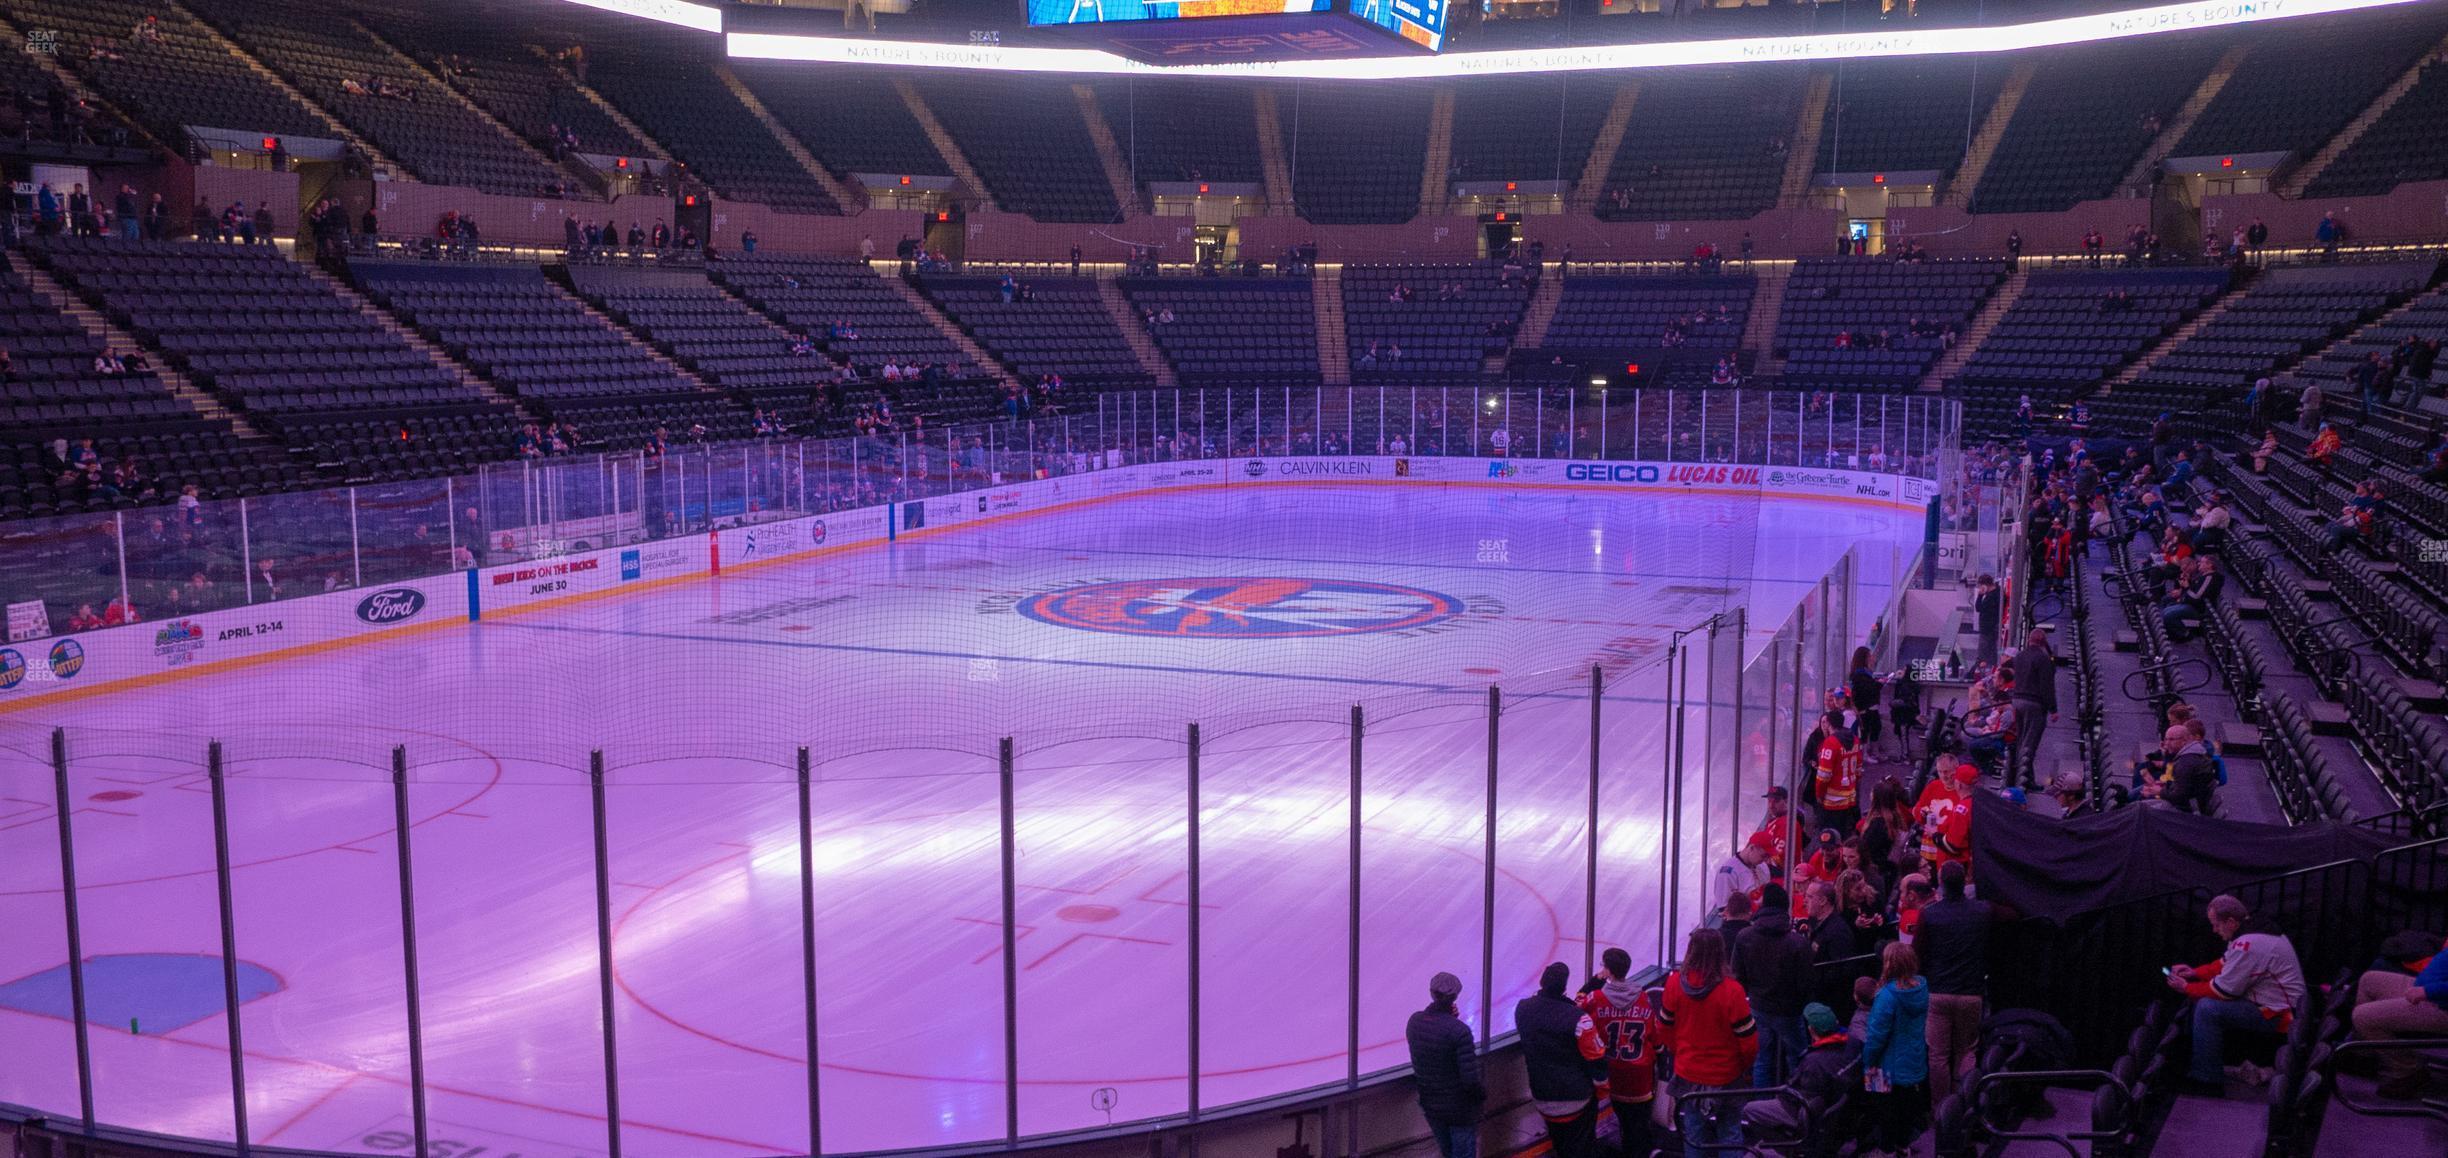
xmin=1346 ymin=704 xmax=1362 ymax=1090
xmin=588 ymin=750 xmax=624 ymax=1158
xmin=390 ymin=744 xmax=430 ymax=1158
xmin=207 ymin=740 xmax=251 ymax=1155
xmin=797 ymin=746 xmax=823 ymax=1156
xmin=999 ymin=736 xmax=1020 ymax=1144
xmin=1185 ymin=722 xmax=1202 ymax=1126
xmin=1585 ymin=665 xmax=1603 ymax=980
xmin=1481 ymin=685 xmax=1500 ymax=1053
xmin=49 ymin=727 xmax=95 ymax=1134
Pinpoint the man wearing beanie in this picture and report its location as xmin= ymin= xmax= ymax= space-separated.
xmin=1741 ymin=1003 xmax=1861 ymax=1157
xmin=1406 ymin=971 xmax=1484 ymax=1158
xmin=1515 ymin=961 xmax=1605 ymax=1157
xmin=1577 ymin=947 xmax=1658 ymax=1157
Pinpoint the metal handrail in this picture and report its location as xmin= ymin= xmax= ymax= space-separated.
xmin=2321 ymin=1038 xmax=2448 ymax=1122
xmin=1965 ymin=1068 xmax=2137 ymax=1158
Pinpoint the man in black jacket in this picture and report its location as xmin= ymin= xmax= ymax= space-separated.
xmin=1737 ymin=883 xmax=1813 ymax=1088
xmin=1917 ymin=861 xmax=1992 ymax=1101
xmin=1514 ymin=961 xmax=1604 ymax=1158
xmin=1802 ymin=881 xmax=1859 ymax=1002
xmin=1407 ymin=971 xmax=1483 ymax=1158
xmin=2006 ymin=629 xmax=2058 ymax=788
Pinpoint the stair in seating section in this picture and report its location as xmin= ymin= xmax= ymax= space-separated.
xmin=164 ymin=0 xmax=402 ymax=179
xmin=879 ymin=274 xmax=1018 ymax=391
xmin=895 ymin=78 xmax=994 ymax=210
xmin=716 ymin=62 xmax=863 ymax=213
xmin=354 ymin=17 xmax=597 ymax=195
xmin=2092 ymin=275 xmax=2251 ymax=397
xmin=304 ymin=264 xmax=533 ymax=417
xmin=17 ymin=261 xmax=268 ymax=441
xmin=1738 ymin=262 xmax=1794 ymax=375
xmin=0 ymin=9 xmax=164 ymax=151
xmin=1096 ymin=278 xmax=1176 ymax=388
xmin=2279 ymin=30 xmax=2448 ymax=196
xmin=1252 ymin=88 xmax=1297 ymax=216
xmin=1777 ymin=73 xmax=1833 ymax=206
xmin=2121 ymin=43 xmax=2250 ymax=195
xmin=1419 ymin=88 xmax=1456 ymax=216
xmin=1072 ymin=84 xmax=1144 ymax=217
xmin=1944 ymin=60 xmax=2039 ymax=207
xmin=541 ymin=51 xmax=674 ymax=164
xmin=1513 ymin=271 xmax=1567 ymax=349
xmin=1573 ymin=80 xmax=1642 ymax=209
xmin=1313 ymin=267 xmax=1349 ymax=385
xmin=1918 ymin=268 xmax=2030 ymax=391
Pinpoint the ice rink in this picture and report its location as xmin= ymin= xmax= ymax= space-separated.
xmin=0 ymin=482 xmax=1919 ymax=1155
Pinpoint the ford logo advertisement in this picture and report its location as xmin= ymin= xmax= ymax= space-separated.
xmin=356 ymin=587 xmax=428 ymax=625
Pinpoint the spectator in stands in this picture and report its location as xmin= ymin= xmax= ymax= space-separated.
xmin=1917 ymin=765 xmax=1977 ymax=872
xmin=1803 ymin=880 xmax=1857 ymax=977
xmin=229 ymin=202 xmax=252 ymax=245
xmin=1715 ymin=832 xmax=1774 ymax=916
xmin=111 ymin=185 xmax=139 ymax=241
xmin=2160 ymin=556 xmax=2220 ymax=642
xmin=2005 ymin=229 xmax=2022 ymax=268
xmin=2047 ymin=770 xmax=2096 ymax=819
xmin=2171 ymin=895 xmax=2305 ymax=1094
xmin=1516 ymin=960 xmax=1604 ymax=1158
xmin=2319 ymin=480 xmax=2383 ymax=554
xmin=1860 ymin=942 xmax=1932 ymax=1153
xmin=1737 ymin=881 xmax=1812 ymax=1087
xmin=2351 ymin=932 xmax=2448 ymax=1100
xmin=254 ymin=202 xmax=275 ymax=245
xmin=2246 ymin=218 xmax=2269 ymax=260
xmin=1971 ymin=573 xmax=2001 ymax=669
xmin=1719 ymin=890 xmax=1754 ymax=965
xmin=741 ymin=230 xmax=758 ymax=254
xmin=1404 ymin=971 xmax=1483 ymax=1158
xmin=1740 ymin=1001 xmax=1856 ymax=1158
xmin=1576 ymin=947 xmax=1658 ymax=1157
xmin=1916 ymin=861 xmax=1990 ymax=1102
xmin=2005 ymin=630 xmax=2056 ymax=789
xmin=1661 ymin=928 xmax=1758 ymax=1158
xmin=1813 ymin=709 xmax=1862 ymax=835
xmin=2316 ymin=213 xmax=2342 ymax=262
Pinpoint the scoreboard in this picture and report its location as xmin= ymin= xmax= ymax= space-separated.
xmin=1354 ymin=0 xmax=1448 ymax=52
xmin=1026 ymin=0 xmax=1332 ymax=24
xmin=1026 ymin=0 xmax=1445 ymax=63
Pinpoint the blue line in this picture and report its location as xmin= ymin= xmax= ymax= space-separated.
xmin=923 ymin=538 xmax=1887 ymax=584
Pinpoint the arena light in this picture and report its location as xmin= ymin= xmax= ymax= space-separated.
xmin=554 ymin=0 xmax=722 ymax=33
xmin=726 ymin=0 xmax=2425 ymax=78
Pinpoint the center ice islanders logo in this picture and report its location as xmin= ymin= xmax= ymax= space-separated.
xmin=1019 ymin=577 xmax=1462 ymax=638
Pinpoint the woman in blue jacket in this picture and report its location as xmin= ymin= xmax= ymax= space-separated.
xmin=1860 ymin=942 xmax=1932 ymax=1157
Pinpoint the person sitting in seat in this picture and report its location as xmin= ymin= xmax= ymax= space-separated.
xmin=2350 ymin=930 xmax=2448 ymax=1100
xmin=2307 ymin=423 xmax=2343 ymax=468
xmin=2169 ymin=895 xmax=2304 ymax=1094
xmin=2319 ymin=480 xmax=2383 ymax=554
xmin=2160 ymin=556 xmax=2220 ymax=642
xmin=1741 ymin=1002 xmax=1859 ymax=1158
